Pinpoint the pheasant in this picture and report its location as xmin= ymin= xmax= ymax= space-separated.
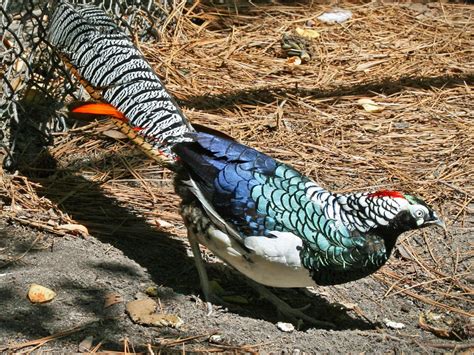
xmin=49 ymin=1 xmax=444 ymax=326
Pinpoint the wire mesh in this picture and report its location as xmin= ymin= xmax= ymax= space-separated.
xmin=0 ymin=0 xmax=171 ymax=172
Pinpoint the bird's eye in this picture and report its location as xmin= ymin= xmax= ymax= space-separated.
xmin=414 ymin=209 xmax=425 ymax=218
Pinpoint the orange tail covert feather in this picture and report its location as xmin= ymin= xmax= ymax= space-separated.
xmin=72 ymin=102 xmax=127 ymax=122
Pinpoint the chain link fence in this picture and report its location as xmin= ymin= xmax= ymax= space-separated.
xmin=1 ymin=0 xmax=173 ymax=172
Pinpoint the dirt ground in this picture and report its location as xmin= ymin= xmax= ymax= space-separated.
xmin=1 ymin=1 xmax=473 ymax=353
xmin=0 ymin=217 xmax=470 ymax=353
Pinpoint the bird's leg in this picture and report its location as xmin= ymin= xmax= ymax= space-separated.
xmin=188 ymin=232 xmax=211 ymax=299
xmin=245 ymin=279 xmax=336 ymax=329
xmin=187 ymin=232 xmax=230 ymax=315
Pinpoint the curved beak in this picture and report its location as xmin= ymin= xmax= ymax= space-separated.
xmin=426 ymin=217 xmax=446 ymax=230
xmin=434 ymin=219 xmax=446 ymax=229
xmin=422 ymin=209 xmax=446 ymax=231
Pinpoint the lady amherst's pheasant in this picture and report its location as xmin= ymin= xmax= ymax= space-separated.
xmin=49 ymin=1 xmax=444 ymax=326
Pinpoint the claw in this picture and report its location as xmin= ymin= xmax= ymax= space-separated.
xmin=206 ymin=301 xmax=213 ymax=316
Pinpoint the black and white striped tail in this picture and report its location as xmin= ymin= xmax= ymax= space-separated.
xmin=48 ymin=1 xmax=193 ymax=158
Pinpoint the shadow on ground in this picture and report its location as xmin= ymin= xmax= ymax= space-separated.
xmin=179 ymin=73 xmax=474 ymax=110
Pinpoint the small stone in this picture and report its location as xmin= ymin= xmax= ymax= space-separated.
xmin=209 ymin=334 xmax=223 ymax=344
xmin=277 ymin=322 xmax=295 ymax=332
xmin=384 ymin=318 xmax=405 ymax=329
xmin=27 ymin=283 xmax=56 ymax=303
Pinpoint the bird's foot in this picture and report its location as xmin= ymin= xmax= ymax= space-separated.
xmin=204 ymin=292 xmax=234 ymax=316
xmin=246 ymin=280 xmax=336 ymax=329
xmin=274 ymin=299 xmax=335 ymax=329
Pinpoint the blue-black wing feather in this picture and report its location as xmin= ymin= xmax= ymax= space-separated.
xmin=173 ymin=132 xmax=275 ymax=236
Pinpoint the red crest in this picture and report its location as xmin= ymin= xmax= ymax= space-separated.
xmin=368 ymin=190 xmax=405 ymax=199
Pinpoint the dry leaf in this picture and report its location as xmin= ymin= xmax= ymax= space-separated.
xmin=57 ymin=223 xmax=89 ymax=236
xmin=286 ymin=56 xmax=302 ymax=66
xmin=295 ymin=27 xmax=320 ymax=39
xmin=104 ymin=292 xmax=123 ymax=308
xmin=28 ymin=283 xmax=56 ymax=303
xmin=357 ymin=98 xmax=384 ymax=113
xmin=102 ymin=129 xmax=128 ymax=139
xmin=126 ymin=298 xmax=183 ymax=328
xmin=127 ymin=298 xmax=156 ymax=315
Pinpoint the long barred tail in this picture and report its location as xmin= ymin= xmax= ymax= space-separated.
xmin=48 ymin=0 xmax=193 ymax=160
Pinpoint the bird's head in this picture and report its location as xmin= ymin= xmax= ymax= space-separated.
xmin=398 ymin=194 xmax=444 ymax=229
xmin=365 ymin=190 xmax=444 ymax=234
xmin=336 ymin=189 xmax=444 ymax=261
xmin=359 ymin=190 xmax=445 ymax=259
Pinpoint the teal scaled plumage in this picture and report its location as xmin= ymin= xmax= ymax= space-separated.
xmin=250 ymin=164 xmax=383 ymax=284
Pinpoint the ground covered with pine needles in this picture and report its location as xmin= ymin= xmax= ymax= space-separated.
xmin=1 ymin=1 xmax=473 ymax=352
